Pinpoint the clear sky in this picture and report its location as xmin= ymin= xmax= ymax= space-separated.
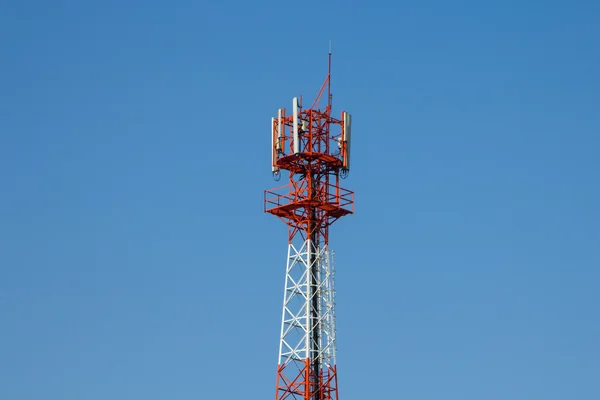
xmin=1 ymin=0 xmax=599 ymax=399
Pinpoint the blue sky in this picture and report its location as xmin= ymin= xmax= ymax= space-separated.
xmin=1 ymin=0 xmax=599 ymax=399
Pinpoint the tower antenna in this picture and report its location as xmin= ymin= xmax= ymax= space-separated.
xmin=266 ymin=50 xmax=354 ymax=400
xmin=328 ymin=41 xmax=332 ymax=109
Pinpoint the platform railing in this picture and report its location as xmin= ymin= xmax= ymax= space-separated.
xmin=265 ymin=182 xmax=354 ymax=214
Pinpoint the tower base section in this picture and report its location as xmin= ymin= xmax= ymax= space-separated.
xmin=275 ymin=241 xmax=338 ymax=400
xmin=276 ymin=361 xmax=339 ymax=400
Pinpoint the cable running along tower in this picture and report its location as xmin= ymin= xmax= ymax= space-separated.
xmin=265 ymin=52 xmax=354 ymax=400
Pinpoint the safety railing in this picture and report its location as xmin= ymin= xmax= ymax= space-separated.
xmin=265 ymin=182 xmax=354 ymax=215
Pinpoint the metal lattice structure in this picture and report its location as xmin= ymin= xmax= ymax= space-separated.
xmin=265 ymin=52 xmax=353 ymax=400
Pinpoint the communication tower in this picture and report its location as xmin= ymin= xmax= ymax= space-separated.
xmin=264 ymin=52 xmax=354 ymax=400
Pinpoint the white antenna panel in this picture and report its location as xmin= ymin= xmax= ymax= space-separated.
xmin=343 ymin=112 xmax=352 ymax=170
xmin=293 ymin=97 xmax=300 ymax=154
xmin=277 ymin=109 xmax=282 ymax=151
xmin=271 ymin=117 xmax=276 ymax=172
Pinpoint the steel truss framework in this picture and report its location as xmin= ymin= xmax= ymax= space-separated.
xmin=265 ymin=53 xmax=352 ymax=400
xmin=276 ymin=240 xmax=338 ymax=400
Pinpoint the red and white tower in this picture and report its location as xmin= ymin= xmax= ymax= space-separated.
xmin=265 ymin=53 xmax=353 ymax=400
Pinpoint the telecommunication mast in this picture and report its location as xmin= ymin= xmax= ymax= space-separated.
xmin=264 ymin=51 xmax=354 ymax=400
